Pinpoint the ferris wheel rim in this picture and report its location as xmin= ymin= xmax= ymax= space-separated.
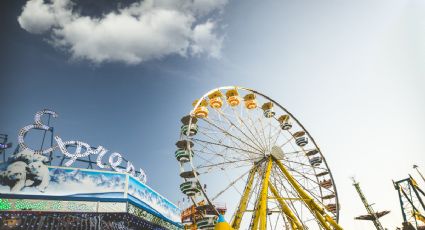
xmin=181 ymin=86 xmax=340 ymax=227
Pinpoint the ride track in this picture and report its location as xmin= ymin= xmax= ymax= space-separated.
xmin=176 ymin=86 xmax=343 ymax=230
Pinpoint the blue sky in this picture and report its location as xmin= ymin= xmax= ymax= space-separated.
xmin=1 ymin=0 xmax=425 ymax=228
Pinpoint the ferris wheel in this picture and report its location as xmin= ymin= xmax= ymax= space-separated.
xmin=176 ymin=86 xmax=342 ymax=230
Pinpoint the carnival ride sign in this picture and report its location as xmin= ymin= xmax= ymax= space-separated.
xmin=0 ymin=166 xmax=181 ymax=225
xmin=0 ymin=109 xmax=181 ymax=227
xmin=17 ymin=109 xmax=147 ymax=184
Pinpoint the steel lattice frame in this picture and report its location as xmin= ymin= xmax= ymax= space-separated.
xmin=177 ymin=86 xmax=341 ymax=230
xmin=394 ymin=177 xmax=425 ymax=229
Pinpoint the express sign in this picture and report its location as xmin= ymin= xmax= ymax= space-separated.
xmin=17 ymin=109 xmax=147 ymax=184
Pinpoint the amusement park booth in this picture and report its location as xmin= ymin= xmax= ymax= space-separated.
xmin=0 ymin=109 xmax=182 ymax=229
xmin=0 ymin=166 xmax=182 ymax=230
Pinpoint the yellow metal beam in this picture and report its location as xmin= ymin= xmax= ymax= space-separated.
xmin=251 ymin=194 xmax=261 ymax=230
xmin=232 ymin=165 xmax=258 ymax=229
xmin=314 ymin=209 xmax=332 ymax=229
xmin=269 ymin=182 xmax=303 ymax=229
xmin=252 ymin=157 xmax=273 ymax=230
xmin=272 ymin=156 xmax=343 ymax=230
xmin=414 ymin=211 xmax=425 ymax=224
xmin=269 ymin=196 xmax=307 ymax=201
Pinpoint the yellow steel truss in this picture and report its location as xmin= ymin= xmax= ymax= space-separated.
xmin=272 ymin=156 xmax=343 ymax=230
xmin=252 ymin=157 xmax=273 ymax=230
xmin=413 ymin=211 xmax=425 ymax=224
xmin=232 ymin=165 xmax=258 ymax=229
xmin=228 ymin=156 xmax=343 ymax=230
xmin=269 ymin=183 xmax=303 ymax=229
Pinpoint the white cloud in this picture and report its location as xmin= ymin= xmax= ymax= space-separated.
xmin=17 ymin=0 xmax=227 ymax=64
xmin=191 ymin=21 xmax=223 ymax=58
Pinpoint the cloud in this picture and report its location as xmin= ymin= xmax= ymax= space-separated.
xmin=18 ymin=0 xmax=227 ymax=64
xmin=191 ymin=21 xmax=223 ymax=58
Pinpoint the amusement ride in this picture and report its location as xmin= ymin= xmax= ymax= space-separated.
xmin=393 ymin=173 xmax=425 ymax=229
xmin=175 ymin=86 xmax=343 ymax=230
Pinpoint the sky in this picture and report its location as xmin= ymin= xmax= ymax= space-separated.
xmin=1 ymin=0 xmax=425 ymax=229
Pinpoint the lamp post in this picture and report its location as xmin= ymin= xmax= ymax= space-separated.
xmin=0 ymin=134 xmax=12 ymax=162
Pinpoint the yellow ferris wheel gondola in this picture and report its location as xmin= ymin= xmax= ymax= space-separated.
xmin=208 ymin=90 xmax=224 ymax=109
xmin=193 ymin=99 xmax=209 ymax=118
xmin=225 ymin=89 xmax=241 ymax=107
xmin=243 ymin=93 xmax=257 ymax=109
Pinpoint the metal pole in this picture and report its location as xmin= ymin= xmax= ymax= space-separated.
xmin=0 ymin=134 xmax=7 ymax=162
xmin=414 ymin=165 xmax=425 ymax=184
xmin=352 ymin=178 xmax=384 ymax=230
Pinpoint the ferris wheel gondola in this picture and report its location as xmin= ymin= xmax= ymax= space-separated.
xmin=175 ymin=86 xmax=342 ymax=230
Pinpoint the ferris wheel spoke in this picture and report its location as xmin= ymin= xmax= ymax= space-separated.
xmin=229 ymin=107 xmax=269 ymax=152
xmin=271 ymin=165 xmax=331 ymax=213
xmin=274 ymin=172 xmax=324 ymax=203
xmin=278 ymin=136 xmax=296 ymax=149
xmin=195 ymin=123 xmax=225 ymax=135
xmin=192 ymin=138 xmax=262 ymax=158
xmin=230 ymin=106 xmax=260 ymax=145
xmin=285 ymin=149 xmax=315 ymax=155
xmin=196 ymin=158 xmax=259 ymax=171
xmin=269 ymin=125 xmax=283 ymax=150
xmin=269 ymin=123 xmax=284 ymax=150
xmin=197 ymin=162 xmax=254 ymax=175
xmin=192 ymin=147 xmax=227 ymax=157
xmin=270 ymin=169 xmax=306 ymax=226
xmin=197 ymin=130 xmax=250 ymax=163
xmin=277 ymin=164 xmax=327 ymax=195
xmin=269 ymin=180 xmax=303 ymax=229
xmin=196 ymin=151 xmax=252 ymax=174
xmin=211 ymin=166 xmax=254 ymax=201
xmin=258 ymin=167 xmax=300 ymax=228
xmin=260 ymin=115 xmax=280 ymax=153
xmin=283 ymin=158 xmax=328 ymax=172
xmin=219 ymin=107 xmax=264 ymax=154
xmin=198 ymin=165 xmax=253 ymax=176
xmin=256 ymin=116 xmax=272 ymax=153
xmin=220 ymin=128 xmax=264 ymax=159
xmin=252 ymin=116 xmax=270 ymax=152
xmin=198 ymin=120 xmax=237 ymax=143
xmin=191 ymin=136 xmax=234 ymax=165
xmin=276 ymin=149 xmax=317 ymax=159
xmin=267 ymin=118 xmax=273 ymax=152
xmin=197 ymin=150 xmax=254 ymax=169
xmin=192 ymin=147 xmax=249 ymax=163
xmin=286 ymin=165 xmax=317 ymax=177
xmin=194 ymin=147 xmax=249 ymax=171
xmin=203 ymin=116 xmax=262 ymax=153
xmin=270 ymin=169 xmax=300 ymax=201
xmin=245 ymin=110 xmax=269 ymax=152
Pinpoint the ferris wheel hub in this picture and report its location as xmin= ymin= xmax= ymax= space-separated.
xmin=269 ymin=146 xmax=284 ymax=160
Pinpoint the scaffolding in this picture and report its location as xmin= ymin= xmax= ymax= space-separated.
xmin=393 ymin=176 xmax=425 ymax=229
xmin=352 ymin=178 xmax=388 ymax=230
